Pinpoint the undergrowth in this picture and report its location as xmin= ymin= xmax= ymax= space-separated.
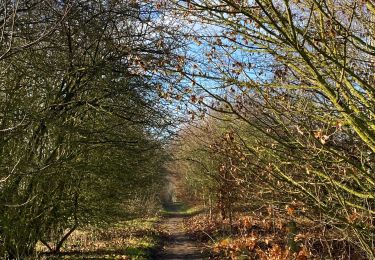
xmin=183 ymin=209 xmax=366 ymax=260
xmin=37 ymin=217 xmax=166 ymax=259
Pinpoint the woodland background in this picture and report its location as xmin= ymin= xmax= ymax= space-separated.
xmin=0 ymin=0 xmax=374 ymax=259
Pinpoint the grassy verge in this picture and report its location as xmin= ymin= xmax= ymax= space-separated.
xmin=38 ymin=217 xmax=164 ymax=259
xmin=160 ymin=202 xmax=203 ymax=217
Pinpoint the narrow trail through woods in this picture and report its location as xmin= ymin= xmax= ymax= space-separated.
xmin=155 ymin=203 xmax=207 ymax=260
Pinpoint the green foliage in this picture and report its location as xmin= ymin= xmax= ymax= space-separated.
xmin=0 ymin=1 xmax=178 ymax=258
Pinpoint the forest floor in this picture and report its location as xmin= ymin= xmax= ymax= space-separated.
xmin=37 ymin=203 xmax=208 ymax=260
xmin=35 ymin=202 xmax=365 ymax=259
xmin=38 ymin=217 xmax=164 ymax=259
xmin=155 ymin=202 xmax=208 ymax=260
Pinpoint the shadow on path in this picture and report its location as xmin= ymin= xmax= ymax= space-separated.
xmin=154 ymin=202 xmax=207 ymax=260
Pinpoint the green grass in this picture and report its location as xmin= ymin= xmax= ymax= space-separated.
xmin=38 ymin=217 xmax=163 ymax=260
xmin=160 ymin=202 xmax=203 ymax=216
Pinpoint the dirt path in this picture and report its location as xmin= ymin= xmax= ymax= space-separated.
xmin=155 ymin=203 xmax=207 ymax=260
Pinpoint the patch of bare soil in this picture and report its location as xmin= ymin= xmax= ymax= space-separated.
xmin=155 ymin=203 xmax=208 ymax=260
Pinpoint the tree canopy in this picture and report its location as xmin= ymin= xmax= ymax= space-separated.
xmin=0 ymin=0 xmax=374 ymax=259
